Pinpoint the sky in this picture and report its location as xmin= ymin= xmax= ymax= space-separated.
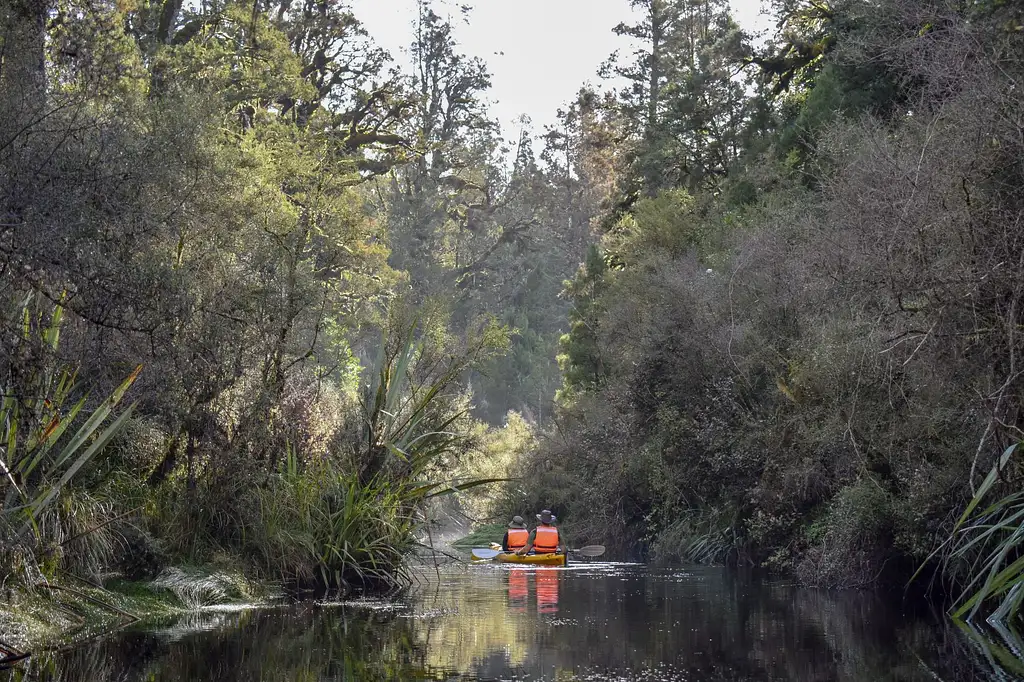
xmin=348 ymin=0 xmax=774 ymax=140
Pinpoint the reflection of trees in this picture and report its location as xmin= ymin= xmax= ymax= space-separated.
xmin=428 ymin=567 xmax=1014 ymax=681
xmin=4 ymin=567 xmax=1021 ymax=681
xmin=5 ymin=607 xmax=438 ymax=682
xmin=413 ymin=570 xmax=535 ymax=671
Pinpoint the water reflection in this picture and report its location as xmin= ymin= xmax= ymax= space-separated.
xmin=508 ymin=570 xmax=529 ymax=614
xmin=536 ymin=570 xmax=560 ymax=615
xmin=2 ymin=563 xmax=1018 ymax=681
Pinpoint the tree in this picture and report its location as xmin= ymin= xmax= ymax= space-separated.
xmin=602 ymin=0 xmax=758 ymax=195
xmin=557 ymin=246 xmax=610 ymax=399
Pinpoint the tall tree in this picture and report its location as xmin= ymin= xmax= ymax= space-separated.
xmin=603 ymin=0 xmax=756 ymax=194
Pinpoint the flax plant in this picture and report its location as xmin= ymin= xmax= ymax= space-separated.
xmin=923 ymin=443 xmax=1024 ymax=625
xmin=239 ymin=316 xmax=508 ymax=591
xmin=0 ymin=293 xmax=140 ymax=582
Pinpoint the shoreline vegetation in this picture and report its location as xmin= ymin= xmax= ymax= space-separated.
xmin=0 ymin=568 xmax=268 ymax=655
xmin=2 ymin=0 xmax=1024 ymax=660
xmin=0 ymin=525 xmax=495 ymax=656
xmin=1 ymin=515 xmax=504 ymax=657
xmin=0 ymin=298 xmax=510 ymax=653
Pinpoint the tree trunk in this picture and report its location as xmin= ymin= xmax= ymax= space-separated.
xmin=647 ymin=2 xmax=663 ymax=134
xmin=0 ymin=0 xmax=46 ymax=90
xmin=0 ymin=0 xmax=47 ymax=118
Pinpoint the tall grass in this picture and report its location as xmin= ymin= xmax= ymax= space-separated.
xmin=651 ymin=507 xmax=739 ymax=565
xmin=242 ymin=466 xmax=419 ymax=590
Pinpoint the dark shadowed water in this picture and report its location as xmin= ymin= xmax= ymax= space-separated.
xmin=4 ymin=562 xmax=1023 ymax=681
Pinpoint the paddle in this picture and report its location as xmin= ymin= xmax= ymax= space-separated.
xmin=571 ymin=545 xmax=606 ymax=558
xmin=471 ymin=548 xmax=500 ymax=560
xmin=472 ymin=545 xmax=605 ymax=560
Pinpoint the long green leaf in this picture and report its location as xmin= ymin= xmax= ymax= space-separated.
xmin=20 ymin=396 xmax=87 ymax=478
xmin=29 ymin=402 xmax=137 ymax=521
xmin=422 ymin=477 xmax=511 ymax=499
xmin=954 ymin=554 xmax=1024 ymax=619
xmin=957 ymin=444 xmax=1018 ymax=530
xmin=5 ymin=406 xmax=17 ymax=469
xmin=51 ymin=365 xmax=140 ymax=468
xmin=43 ymin=298 xmax=64 ymax=351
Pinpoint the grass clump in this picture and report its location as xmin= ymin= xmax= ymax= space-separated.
xmin=148 ymin=567 xmax=255 ymax=609
xmin=650 ymin=507 xmax=740 ymax=566
xmin=451 ymin=523 xmax=506 ymax=550
xmin=239 ymin=467 xmax=420 ymax=591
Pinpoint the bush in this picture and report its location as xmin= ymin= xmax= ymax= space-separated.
xmin=797 ymin=480 xmax=894 ymax=588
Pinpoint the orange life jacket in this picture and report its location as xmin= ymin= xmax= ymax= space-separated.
xmin=506 ymin=528 xmax=528 ymax=551
xmin=533 ymin=525 xmax=560 ymax=553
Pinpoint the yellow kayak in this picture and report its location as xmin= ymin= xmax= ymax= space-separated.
xmin=499 ymin=553 xmax=566 ymax=566
xmin=472 ymin=552 xmax=567 ymax=566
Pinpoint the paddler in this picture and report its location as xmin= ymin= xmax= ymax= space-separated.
xmin=516 ymin=509 xmax=564 ymax=555
xmin=502 ymin=515 xmax=529 ymax=553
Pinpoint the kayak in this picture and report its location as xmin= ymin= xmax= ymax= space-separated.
xmin=499 ymin=552 xmax=566 ymax=566
xmin=472 ymin=552 xmax=567 ymax=567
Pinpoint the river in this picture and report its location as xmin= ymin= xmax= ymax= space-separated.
xmin=3 ymin=562 xmax=1022 ymax=681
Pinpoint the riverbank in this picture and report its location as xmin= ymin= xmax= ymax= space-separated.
xmin=0 ymin=567 xmax=271 ymax=655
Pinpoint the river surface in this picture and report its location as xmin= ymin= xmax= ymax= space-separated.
xmin=4 ymin=562 xmax=1023 ymax=681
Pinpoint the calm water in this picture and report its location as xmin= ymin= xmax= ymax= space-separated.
xmin=4 ymin=562 xmax=1023 ymax=681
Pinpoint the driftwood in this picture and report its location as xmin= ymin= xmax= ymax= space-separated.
xmin=0 ymin=639 xmax=30 ymax=669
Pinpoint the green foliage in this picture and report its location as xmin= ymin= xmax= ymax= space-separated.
xmin=797 ymin=479 xmax=894 ymax=588
xmin=458 ymin=412 xmax=536 ymax=522
xmin=242 ymin=466 xmax=420 ymax=590
xmin=602 ymin=0 xmax=757 ymax=192
xmin=775 ymin=62 xmax=903 ymax=169
xmin=603 ymin=189 xmax=715 ymax=266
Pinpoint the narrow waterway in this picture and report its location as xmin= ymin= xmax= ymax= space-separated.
xmin=3 ymin=562 xmax=1020 ymax=681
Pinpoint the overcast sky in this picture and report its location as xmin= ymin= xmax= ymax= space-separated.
xmin=349 ymin=0 xmax=774 ymax=140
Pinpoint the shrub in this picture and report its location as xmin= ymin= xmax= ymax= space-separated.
xmin=797 ymin=480 xmax=894 ymax=588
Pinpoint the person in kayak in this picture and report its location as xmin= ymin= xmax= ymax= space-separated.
xmin=502 ymin=515 xmax=529 ymax=552
xmin=516 ymin=509 xmax=564 ymax=555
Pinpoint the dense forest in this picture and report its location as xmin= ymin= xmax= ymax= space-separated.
xmin=1 ymin=0 xmax=1023 ymax=625
xmin=508 ymin=0 xmax=1024 ymax=620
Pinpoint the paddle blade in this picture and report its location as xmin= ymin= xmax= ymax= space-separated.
xmin=573 ymin=545 xmax=606 ymax=558
xmin=471 ymin=548 xmax=500 ymax=560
